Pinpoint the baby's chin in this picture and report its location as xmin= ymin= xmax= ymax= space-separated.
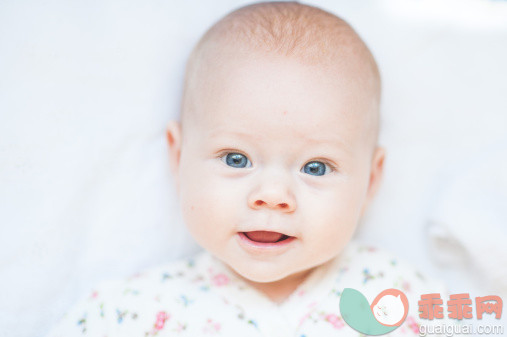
xmin=227 ymin=262 xmax=294 ymax=283
xmin=227 ymin=258 xmax=317 ymax=289
xmin=227 ymin=260 xmax=293 ymax=283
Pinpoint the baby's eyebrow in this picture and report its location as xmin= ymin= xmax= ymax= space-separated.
xmin=209 ymin=129 xmax=253 ymax=139
xmin=289 ymin=128 xmax=349 ymax=149
xmin=299 ymin=134 xmax=346 ymax=147
xmin=208 ymin=128 xmax=349 ymax=153
xmin=210 ymin=129 xmax=342 ymax=143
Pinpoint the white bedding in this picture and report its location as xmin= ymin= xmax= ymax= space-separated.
xmin=1 ymin=1 xmax=506 ymax=336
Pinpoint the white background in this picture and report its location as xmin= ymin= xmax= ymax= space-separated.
xmin=1 ymin=0 xmax=506 ymax=336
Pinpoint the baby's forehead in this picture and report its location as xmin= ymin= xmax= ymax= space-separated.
xmin=188 ymin=55 xmax=373 ymax=148
xmin=181 ymin=2 xmax=381 ymax=146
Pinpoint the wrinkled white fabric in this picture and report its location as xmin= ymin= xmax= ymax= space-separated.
xmin=427 ymin=141 xmax=507 ymax=297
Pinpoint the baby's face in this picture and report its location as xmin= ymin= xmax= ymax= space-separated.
xmin=169 ymin=52 xmax=383 ymax=286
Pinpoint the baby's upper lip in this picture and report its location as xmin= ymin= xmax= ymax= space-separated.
xmin=239 ymin=229 xmax=296 ymax=237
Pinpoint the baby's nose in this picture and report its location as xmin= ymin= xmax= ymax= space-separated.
xmin=247 ymin=175 xmax=296 ymax=212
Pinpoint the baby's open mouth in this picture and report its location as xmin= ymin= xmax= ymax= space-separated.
xmin=242 ymin=231 xmax=291 ymax=243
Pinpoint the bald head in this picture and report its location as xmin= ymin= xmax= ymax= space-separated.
xmin=180 ymin=1 xmax=381 ymax=146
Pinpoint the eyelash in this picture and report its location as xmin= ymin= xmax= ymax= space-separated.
xmin=313 ymin=160 xmax=337 ymax=173
xmin=217 ymin=151 xmax=337 ymax=174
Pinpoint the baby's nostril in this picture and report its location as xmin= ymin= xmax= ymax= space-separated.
xmin=254 ymin=200 xmax=290 ymax=208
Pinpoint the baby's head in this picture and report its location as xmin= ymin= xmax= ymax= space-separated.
xmin=167 ymin=1 xmax=384 ymax=298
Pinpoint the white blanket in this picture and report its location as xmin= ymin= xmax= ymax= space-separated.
xmin=427 ymin=142 xmax=507 ymax=297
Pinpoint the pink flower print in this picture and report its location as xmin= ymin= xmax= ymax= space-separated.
xmin=128 ymin=272 xmax=142 ymax=280
xmin=174 ymin=322 xmax=187 ymax=332
xmin=297 ymin=289 xmax=306 ymax=297
xmin=298 ymin=312 xmax=312 ymax=328
xmin=405 ymin=316 xmax=420 ymax=334
xmin=325 ymin=314 xmax=344 ymax=329
xmin=90 ymin=291 xmax=98 ymax=299
xmin=154 ymin=311 xmax=170 ymax=331
xmin=212 ymin=273 xmax=229 ymax=286
xmin=202 ymin=318 xmax=222 ymax=333
xmin=359 ymin=246 xmax=377 ymax=253
xmin=402 ymin=281 xmax=411 ymax=293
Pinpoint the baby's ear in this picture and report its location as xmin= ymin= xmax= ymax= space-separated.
xmin=361 ymin=146 xmax=386 ymax=216
xmin=166 ymin=121 xmax=182 ymax=188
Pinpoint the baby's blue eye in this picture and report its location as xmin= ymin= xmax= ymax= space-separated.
xmin=302 ymin=161 xmax=329 ymax=176
xmin=224 ymin=153 xmax=251 ymax=168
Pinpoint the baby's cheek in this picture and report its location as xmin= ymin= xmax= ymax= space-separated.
xmin=180 ymin=172 xmax=239 ymax=248
xmin=301 ymin=191 xmax=359 ymax=255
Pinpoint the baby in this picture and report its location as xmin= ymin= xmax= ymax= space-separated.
xmin=47 ymin=2 xmax=447 ymax=336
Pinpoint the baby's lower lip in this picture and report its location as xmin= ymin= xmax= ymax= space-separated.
xmin=236 ymin=232 xmax=296 ymax=251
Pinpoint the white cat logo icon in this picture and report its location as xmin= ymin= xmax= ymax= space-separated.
xmin=371 ymin=289 xmax=409 ymax=327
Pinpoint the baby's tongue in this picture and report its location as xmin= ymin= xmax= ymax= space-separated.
xmin=245 ymin=231 xmax=283 ymax=243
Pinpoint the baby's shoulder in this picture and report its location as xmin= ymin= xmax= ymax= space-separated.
xmin=338 ymin=240 xmax=447 ymax=294
xmin=116 ymin=250 xmax=208 ymax=286
xmin=96 ymin=250 xmax=214 ymax=305
xmin=47 ymin=250 xmax=218 ymax=337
